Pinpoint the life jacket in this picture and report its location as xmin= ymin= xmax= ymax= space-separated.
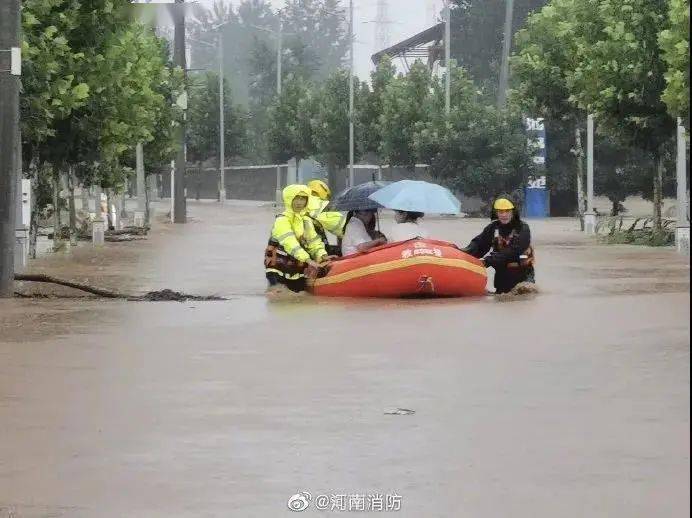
xmin=493 ymin=227 xmax=535 ymax=270
xmin=264 ymin=215 xmax=311 ymax=278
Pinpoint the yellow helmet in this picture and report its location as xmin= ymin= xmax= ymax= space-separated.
xmin=493 ymin=198 xmax=515 ymax=211
xmin=307 ymin=179 xmax=331 ymax=201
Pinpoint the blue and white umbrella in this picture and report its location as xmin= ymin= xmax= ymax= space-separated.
xmin=368 ymin=180 xmax=461 ymax=214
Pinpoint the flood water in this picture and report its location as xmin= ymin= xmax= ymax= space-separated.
xmin=1 ymin=201 xmax=689 ymax=517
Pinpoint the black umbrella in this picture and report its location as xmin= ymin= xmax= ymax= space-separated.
xmin=329 ymin=181 xmax=390 ymax=211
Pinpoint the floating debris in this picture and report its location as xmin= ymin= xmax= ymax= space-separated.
xmin=384 ymin=408 xmax=416 ymax=416
xmin=137 ymin=289 xmax=226 ymax=302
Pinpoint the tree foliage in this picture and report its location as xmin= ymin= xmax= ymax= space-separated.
xmin=379 ymin=62 xmax=432 ymax=168
xmin=450 ymin=0 xmax=549 ymax=95
xmin=267 ymin=74 xmax=316 ymax=165
xmin=659 ymin=0 xmax=690 ymax=123
xmin=187 ymin=72 xmax=248 ymax=165
xmin=21 ymin=0 xmax=185 ymax=204
xmin=311 ymin=70 xmax=352 ymax=169
xmin=512 ymin=0 xmax=682 ymax=220
xmin=281 ymin=0 xmax=349 ymax=80
xmin=415 ymin=67 xmax=534 ymax=201
xmin=358 ymin=56 xmax=396 ymax=160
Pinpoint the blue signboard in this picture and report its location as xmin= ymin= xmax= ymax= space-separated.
xmin=524 ymin=118 xmax=549 ymax=218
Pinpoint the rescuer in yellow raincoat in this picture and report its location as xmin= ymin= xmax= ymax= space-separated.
xmin=306 ymin=179 xmax=346 ymax=256
xmin=264 ymin=185 xmax=330 ymax=292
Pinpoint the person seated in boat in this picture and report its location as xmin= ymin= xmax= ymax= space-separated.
xmin=306 ymin=179 xmax=346 ymax=256
xmin=341 ymin=209 xmax=387 ymax=256
xmin=389 ymin=210 xmax=429 ymax=242
xmin=264 ymin=185 xmax=330 ymax=292
xmin=461 ymin=197 xmax=535 ymax=294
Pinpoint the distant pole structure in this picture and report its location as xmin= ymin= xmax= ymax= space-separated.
xmin=584 ymin=114 xmax=596 ymax=235
xmin=444 ymin=0 xmax=451 ymax=116
xmin=172 ymin=0 xmax=187 ymax=223
xmin=427 ymin=0 xmax=440 ymax=26
xmin=275 ymin=19 xmax=283 ymax=204
xmin=375 ymin=0 xmax=390 ymax=50
xmin=497 ymin=0 xmax=515 ymax=109
xmin=676 ymin=118 xmax=689 ymax=256
xmin=218 ymin=31 xmax=226 ymax=204
xmin=348 ymin=0 xmax=355 ymax=187
xmin=0 ymin=0 xmax=21 ymax=297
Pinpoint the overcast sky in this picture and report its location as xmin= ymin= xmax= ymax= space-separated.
xmin=197 ymin=0 xmax=444 ymax=78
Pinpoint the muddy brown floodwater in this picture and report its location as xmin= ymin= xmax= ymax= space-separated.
xmin=1 ymin=201 xmax=689 ymax=517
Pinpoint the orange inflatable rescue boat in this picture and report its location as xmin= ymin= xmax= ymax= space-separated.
xmin=307 ymin=239 xmax=487 ymax=298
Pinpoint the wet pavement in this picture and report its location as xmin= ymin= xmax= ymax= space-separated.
xmin=1 ymin=201 xmax=690 ymax=517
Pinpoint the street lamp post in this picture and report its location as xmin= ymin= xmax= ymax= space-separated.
xmin=276 ymin=20 xmax=283 ymax=204
xmin=191 ymin=22 xmax=232 ymax=203
xmin=245 ymin=20 xmax=290 ymax=203
xmin=348 ymin=0 xmax=355 ymax=187
xmin=0 ymin=0 xmax=21 ymax=296
xmin=585 ymin=114 xmax=596 ymax=235
xmin=218 ymin=31 xmax=226 ymax=203
xmin=445 ymin=0 xmax=451 ymax=116
xmin=497 ymin=0 xmax=514 ymax=109
xmin=676 ymin=118 xmax=689 ymax=255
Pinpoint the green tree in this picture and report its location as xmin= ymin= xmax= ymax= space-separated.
xmin=187 ymin=71 xmax=248 ymax=166
xmin=281 ymin=0 xmax=348 ymax=79
xmin=268 ymin=74 xmax=316 ymax=169
xmin=379 ymin=62 xmax=432 ymax=169
xmin=659 ymin=0 xmax=690 ymax=123
xmin=22 ymin=0 xmax=185 ymax=229
xmin=568 ymin=0 xmax=676 ymax=229
xmin=512 ymin=0 xmax=589 ymax=217
xmin=311 ymin=70 xmax=350 ymax=184
xmin=415 ymin=67 xmax=533 ymax=205
xmin=450 ymin=0 xmax=548 ymax=96
xmin=21 ymin=0 xmax=90 ymax=151
xmin=358 ymin=56 xmax=396 ymax=160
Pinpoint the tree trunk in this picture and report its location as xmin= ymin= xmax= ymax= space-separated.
xmin=575 ymin=125 xmax=586 ymax=230
xmin=653 ymin=154 xmax=664 ymax=231
xmin=28 ymin=156 xmax=39 ymax=259
xmin=67 ymin=167 xmax=77 ymax=246
xmin=197 ymin=161 xmax=202 ymax=201
xmin=52 ymin=170 xmax=61 ymax=250
xmin=106 ymin=188 xmax=114 ymax=230
xmin=144 ymin=174 xmax=151 ymax=226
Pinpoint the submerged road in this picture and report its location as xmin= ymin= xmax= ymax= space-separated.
xmin=1 ymin=201 xmax=690 ymax=517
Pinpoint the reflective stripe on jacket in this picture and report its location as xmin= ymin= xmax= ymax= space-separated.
xmin=268 ymin=185 xmax=327 ymax=265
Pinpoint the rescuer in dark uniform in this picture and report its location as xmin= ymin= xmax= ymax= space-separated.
xmin=462 ymin=197 xmax=536 ymax=294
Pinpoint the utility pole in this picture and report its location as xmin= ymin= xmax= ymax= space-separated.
xmin=0 ymin=0 xmax=21 ymax=297
xmin=348 ymin=0 xmax=355 ymax=187
xmin=275 ymin=19 xmax=283 ymax=204
xmin=676 ymin=118 xmax=689 ymax=255
xmin=172 ymin=0 xmax=187 ymax=223
xmin=584 ymin=114 xmax=596 ymax=235
xmin=497 ymin=0 xmax=514 ymax=109
xmin=218 ymin=31 xmax=226 ymax=203
xmin=135 ymin=142 xmax=146 ymax=227
xmin=445 ymin=0 xmax=451 ymax=116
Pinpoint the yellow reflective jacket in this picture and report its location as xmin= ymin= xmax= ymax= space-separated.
xmin=308 ymin=196 xmax=346 ymax=238
xmin=270 ymin=185 xmax=327 ymax=263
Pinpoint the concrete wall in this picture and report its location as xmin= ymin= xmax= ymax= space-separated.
xmin=158 ymin=164 xmax=486 ymax=213
xmin=160 ymin=167 xmax=288 ymax=202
